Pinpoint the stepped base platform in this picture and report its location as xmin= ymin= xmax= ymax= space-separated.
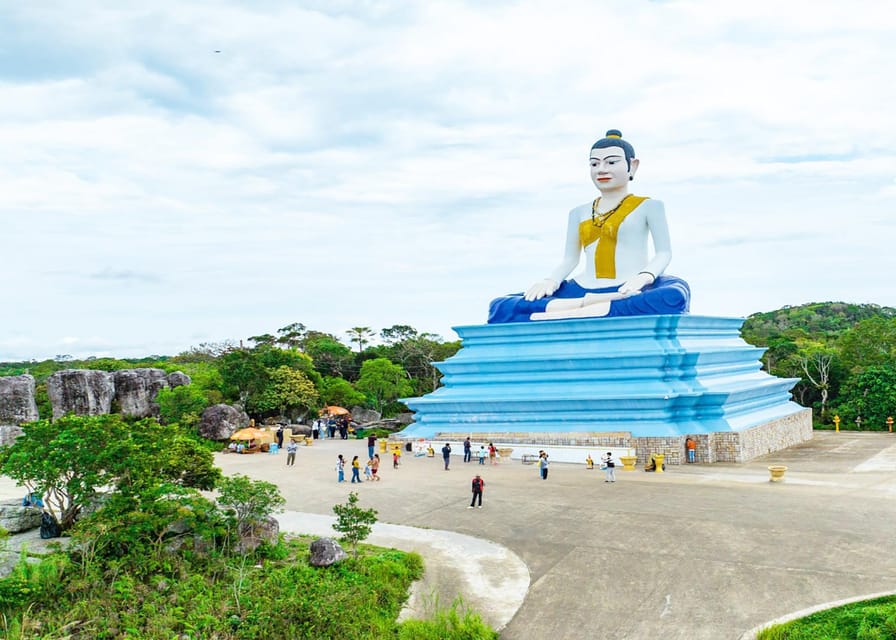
xmin=400 ymin=315 xmax=813 ymax=464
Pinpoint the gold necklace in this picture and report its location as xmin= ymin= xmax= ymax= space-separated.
xmin=591 ymin=194 xmax=631 ymax=227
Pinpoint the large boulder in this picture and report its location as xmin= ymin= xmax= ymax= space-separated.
xmin=0 ymin=500 xmax=42 ymax=534
xmin=351 ymin=407 xmax=381 ymax=425
xmin=395 ymin=412 xmax=415 ymax=425
xmin=112 ymin=368 xmax=169 ymax=418
xmin=237 ymin=516 xmax=280 ymax=552
xmin=198 ymin=404 xmax=249 ymax=441
xmin=0 ymin=375 xmax=40 ymax=425
xmin=166 ymin=371 xmax=191 ymax=388
xmin=309 ymin=537 xmax=347 ymax=566
xmin=0 ymin=425 xmax=24 ymax=446
xmin=46 ymin=370 xmax=114 ymax=419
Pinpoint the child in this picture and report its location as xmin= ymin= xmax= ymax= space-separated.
xmin=478 ymin=445 xmax=487 ymax=465
xmin=393 ymin=448 xmax=401 ymax=469
xmin=364 ymin=458 xmax=373 ymax=481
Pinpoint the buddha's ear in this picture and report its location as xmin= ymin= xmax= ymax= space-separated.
xmin=629 ymin=158 xmax=640 ymax=181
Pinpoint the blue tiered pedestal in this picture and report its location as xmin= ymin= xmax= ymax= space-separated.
xmin=400 ymin=315 xmax=812 ymax=464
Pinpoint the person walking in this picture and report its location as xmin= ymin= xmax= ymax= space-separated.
xmin=364 ymin=458 xmax=373 ymax=481
xmin=488 ymin=442 xmax=497 ymax=465
xmin=285 ymin=439 xmax=298 ymax=466
xmin=469 ymin=474 xmax=484 ymax=508
xmin=367 ymin=433 xmax=377 ymax=460
xmin=276 ymin=425 xmax=284 ymax=450
xmin=393 ymin=448 xmax=401 ymax=469
xmin=442 ymin=443 xmax=452 ymax=470
xmin=539 ymin=452 xmax=549 ymax=480
xmin=463 ymin=437 xmax=472 ymax=463
xmin=312 ymin=419 xmax=320 ymax=440
xmin=336 ymin=454 xmax=345 ymax=482
xmin=602 ymin=452 xmax=617 ymax=482
xmin=351 ymin=455 xmax=362 ymax=483
xmin=371 ymin=454 xmax=381 ymax=480
xmin=478 ymin=445 xmax=487 ymax=465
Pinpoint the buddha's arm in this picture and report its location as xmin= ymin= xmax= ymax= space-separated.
xmin=619 ymin=200 xmax=673 ymax=294
xmin=524 ymin=208 xmax=582 ymax=301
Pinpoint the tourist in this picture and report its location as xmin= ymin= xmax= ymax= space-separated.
xmin=463 ymin=437 xmax=472 ymax=463
xmin=686 ymin=436 xmax=697 ymax=463
xmin=351 ymin=455 xmax=362 ymax=483
xmin=276 ymin=425 xmax=284 ymax=449
xmin=367 ymin=432 xmax=377 ymax=460
xmin=393 ymin=448 xmax=401 ymax=469
xmin=442 ymin=442 xmax=452 ymax=471
xmin=478 ymin=445 xmax=487 ymax=465
xmin=602 ymin=452 xmax=616 ymax=483
xmin=469 ymin=474 xmax=484 ymax=509
xmin=371 ymin=454 xmax=381 ymax=480
xmin=364 ymin=458 xmax=373 ymax=481
xmin=312 ymin=419 xmax=320 ymax=440
xmin=539 ymin=452 xmax=549 ymax=480
xmin=286 ymin=439 xmax=298 ymax=466
xmin=488 ymin=129 xmax=689 ymax=323
xmin=488 ymin=442 xmax=497 ymax=465
xmin=336 ymin=454 xmax=345 ymax=482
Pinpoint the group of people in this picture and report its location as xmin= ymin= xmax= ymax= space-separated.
xmin=335 ymin=453 xmax=381 ymax=483
xmin=313 ymin=415 xmax=352 ymax=440
xmin=459 ymin=438 xmax=499 ymax=466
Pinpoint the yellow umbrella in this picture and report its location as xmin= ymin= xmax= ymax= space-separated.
xmin=230 ymin=427 xmax=266 ymax=441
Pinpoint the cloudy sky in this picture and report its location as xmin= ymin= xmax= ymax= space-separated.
xmin=2 ymin=1 xmax=894 ymax=362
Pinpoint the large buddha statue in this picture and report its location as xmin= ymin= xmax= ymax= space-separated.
xmin=488 ymin=130 xmax=690 ymax=324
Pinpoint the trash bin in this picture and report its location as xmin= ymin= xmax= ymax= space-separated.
xmin=404 ymin=441 xmax=412 ymax=452
xmin=379 ymin=439 xmax=388 ymax=453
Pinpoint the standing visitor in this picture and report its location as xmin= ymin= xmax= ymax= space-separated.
xmin=488 ymin=442 xmax=497 ymax=465
xmin=469 ymin=474 xmax=484 ymax=508
xmin=463 ymin=437 xmax=472 ymax=463
xmin=364 ymin=458 xmax=373 ymax=481
xmin=393 ymin=448 xmax=401 ymax=469
xmin=312 ymin=419 xmax=320 ymax=440
xmin=685 ymin=436 xmax=697 ymax=463
xmin=368 ymin=433 xmax=377 ymax=460
xmin=478 ymin=446 xmax=487 ymax=465
xmin=371 ymin=454 xmax=381 ymax=480
xmin=539 ymin=452 xmax=549 ymax=480
xmin=351 ymin=455 xmax=362 ymax=483
xmin=336 ymin=454 xmax=345 ymax=483
xmin=276 ymin=425 xmax=284 ymax=449
xmin=286 ymin=439 xmax=298 ymax=466
xmin=602 ymin=452 xmax=616 ymax=483
xmin=442 ymin=443 xmax=452 ymax=470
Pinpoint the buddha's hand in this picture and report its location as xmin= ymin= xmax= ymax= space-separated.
xmin=618 ymin=272 xmax=655 ymax=296
xmin=524 ymin=278 xmax=560 ymax=301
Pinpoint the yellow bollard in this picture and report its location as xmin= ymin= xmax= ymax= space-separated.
xmin=833 ymin=415 xmax=840 ymax=433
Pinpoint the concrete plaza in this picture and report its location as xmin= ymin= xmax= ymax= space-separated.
xmin=4 ymin=430 xmax=896 ymax=639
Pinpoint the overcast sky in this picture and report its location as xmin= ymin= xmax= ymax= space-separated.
xmin=2 ymin=1 xmax=894 ymax=362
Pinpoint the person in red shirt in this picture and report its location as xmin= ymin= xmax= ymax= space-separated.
xmin=469 ymin=474 xmax=484 ymax=508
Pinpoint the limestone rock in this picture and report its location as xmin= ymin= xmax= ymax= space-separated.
xmin=113 ymin=368 xmax=169 ymax=418
xmin=395 ymin=412 xmax=415 ymax=425
xmin=351 ymin=407 xmax=381 ymax=424
xmin=0 ymin=500 xmax=42 ymax=533
xmin=198 ymin=404 xmax=249 ymax=440
xmin=289 ymin=423 xmax=312 ymax=436
xmin=237 ymin=516 xmax=280 ymax=552
xmin=166 ymin=371 xmax=191 ymax=388
xmin=46 ymin=370 xmax=114 ymax=419
xmin=309 ymin=537 xmax=347 ymax=566
xmin=0 ymin=425 xmax=24 ymax=446
xmin=0 ymin=375 xmax=40 ymax=425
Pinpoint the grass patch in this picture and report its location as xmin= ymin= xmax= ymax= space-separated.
xmin=757 ymin=595 xmax=896 ymax=640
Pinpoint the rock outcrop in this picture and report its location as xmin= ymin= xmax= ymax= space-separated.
xmin=112 ymin=368 xmax=169 ymax=418
xmin=0 ymin=500 xmax=42 ymax=534
xmin=0 ymin=375 xmax=39 ymax=425
xmin=237 ymin=516 xmax=280 ymax=552
xmin=350 ymin=406 xmax=381 ymax=424
xmin=166 ymin=371 xmax=191 ymax=388
xmin=0 ymin=426 xmax=24 ymax=446
xmin=46 ymin=370 xmax=114 ymax=419
xmin=198 ymin=404 xmax=249 ymax=440
xmin=309 ymin=537 xmax=347 ymax=566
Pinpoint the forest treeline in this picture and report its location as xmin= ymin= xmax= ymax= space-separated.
xmin=3 ymin=302 xmax=895 ymax=429
xmin=0 ymin=324 xmax=461 ymax=428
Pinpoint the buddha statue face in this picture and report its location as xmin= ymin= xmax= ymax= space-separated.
xmin=590 ymin=145 xmax=639 ymax=193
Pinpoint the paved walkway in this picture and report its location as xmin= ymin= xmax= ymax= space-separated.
xmin=5 ymin=431 xmax=896 ymax=639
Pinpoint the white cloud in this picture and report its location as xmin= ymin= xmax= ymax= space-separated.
xmin=1 ymin=0 xmax=895 ymax=361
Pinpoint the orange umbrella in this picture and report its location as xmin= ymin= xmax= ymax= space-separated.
xmin=320 ymin=405 xmax=350 ymax=416
xmin=230 ymin=427 xmax=266 ymax=441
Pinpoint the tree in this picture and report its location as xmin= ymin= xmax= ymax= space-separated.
xmin=157 ymin=384 xmax=209 ymax=427
xmin=332 ymin=491 xmax=377 ymax=558
xmin=248 ymin=333 xmax=277 ymax=347
xmin=346 ymin=327 xmax=374 ymax=353
xmin=835 ymin=365 xmax=896 ymax=428
xmin=354 ymin=358 xmax=414 ymax=413
xmin=798 ymin=348 xmax=834 ymax=417
xmin=304 ymin=334 xmax=355 ymax=379
xmin=320 ymin=376 xmax=367 ymax=409
xmin=216 ymin=474 xmax=285 ymax=537
xmin=276 ymin=322 xmax=307 ymax=350
xmin=380 ymin=324 xmax=418 ymax=344
xmin=0 ymin=415 xmax=220 ymax=531
xmin=838 ymin=316 xmax=896 ymax=373
xmin=253 ymin=366 xmax=319 ymax=420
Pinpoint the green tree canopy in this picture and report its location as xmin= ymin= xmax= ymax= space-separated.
xmin=354 ymin=358 xmax=413 ymax=413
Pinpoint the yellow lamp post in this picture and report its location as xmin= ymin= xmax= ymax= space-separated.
xmin=833 ymin=415 xmax=840 ymax=433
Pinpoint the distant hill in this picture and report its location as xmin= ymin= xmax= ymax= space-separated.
xmin=742 ymin=302 xmax=896 ymax=345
